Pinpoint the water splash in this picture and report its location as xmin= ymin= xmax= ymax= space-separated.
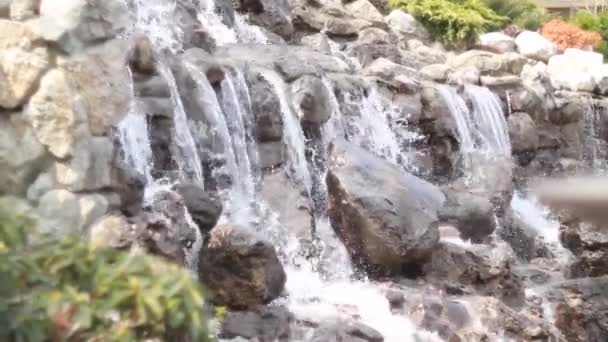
xmin=129 ymin=0 xmax=183 ymax=53
xmin=464 ymin=85 xmax=511 ymax=156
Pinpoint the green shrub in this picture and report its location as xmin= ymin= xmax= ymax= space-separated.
xmin=389 ymin=0 xmax=508 ymax=48
xmin=0 ymin=209 xmax=210 ymax=342
xmin=569 ymin=10 xmax=608 ymax=59
xmin=483 ymin=0 xmax=548 ymax=31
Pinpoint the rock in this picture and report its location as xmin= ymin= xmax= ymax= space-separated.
xmin=199 ymin=224 xmax=286 ymax=309
xmin=345 ymin=0 xmax=384 ymax=24
xmin=357 ymin=27 xmax=390 ymax=45
xmin=54 ymin=137 xmax=114 ymax=192
xmin=25 ymin=69 xmax=82 ymax=158
xmin=10 ymin=0 xmax=38 ymax=20
xmin=362 ymin=57 xmax=419 ymax=93
xmin=260 ymin=169 xmax=313 ymax=244
xmin=480 ymin=75 xmax=521 ymax=87
xmin=425 ymin=241 xmax=524 ymax=306
xmin=247 ymin=71 xmax=283 ymax=142
xmin=385 ymin=9 xmax=429 ymax=42
xmin=420 ymin=64 xmax=453 ymax=83
xmin=241 ymin=0 xmax=293 ymax=39
xmin=89 ymin=214 xmax=136 ymax=249
xmin=0 ymin=20 xmax=50 ymax=109
xmin=548 ymin=54 xmax=596 ymax=93
xmin=593 ymin=64 xmax=608 ymax=95
xmin=33 ymin=0 xmax=129 ymax=54
xmin=405 ymin=39 xmax=447 ymax=66
xmin=128 ymin=34 xmax=156 ymax=74
xmin=0 ymin=0 xmax=9 ymax=17
xmin=479 ymin=32 xmax=516 ymax=53
xmin=292 ymin=5 xmax=373 ymax=37
xmin=26 ymin=172 xmax=55 ymax=203
xmin=36 ymin=189 xmax=82 ymax=235
xmin=258 ymin=141 xmax=284 ymax=169
xmin=78 ymin=193 xmax=109 ymax=230
xmin=498 ymin=208 xmax=538 ymax=261
xmin=175 ymin=181 xmax=222 ymax=233
xmin=135 ymin=75 xmax=170 ymax=98
xmin=561 ymin=220 xmax=608 ymax=278
xmin=215 ymin=44 xmax=350 ymax=82
xmin=345 ymin=42 xmax=402 ymax=67
xmin=448 ymin=50 xmax=526 ymax=76
xmin=291 ymin=75 xmax=332 ymax=126
xmin=300 ymin=33 xmax=340 ymax=54
xmin=537 ymin=277 xmax=608 ymax=342
xmin=447 ymin=66 xmax=480 ymax=85
xmin=515 ymin=31 xmax=558 ymax=62
xmin=327 ymin=139 xmax=445 ymax=277
xmin=58 ymin=40 xmax=130 ymax=135
xmin=438 ymin=190 xmax=496 ymax=243
xmin=508 ymin=112 xmax=539 ymax=154
xmin=219 ymin=306 xmax=292 ymax=341
xmin=0 ymin=114 xmax=48 ymax=195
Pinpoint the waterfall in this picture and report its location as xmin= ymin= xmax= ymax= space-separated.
xmin=260 ymin=70 xmax=313 ymax=196
xmin=158 ymin=64 xmax=205 ymax=183
xmin=116 ymin=69 xmax=154 ymax=184
xmin=464 ymin=85 xmax=511 ymax=156
xmin=436 ymin=85 xmax=476 ymax=154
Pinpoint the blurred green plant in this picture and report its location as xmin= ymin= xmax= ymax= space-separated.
xmin=0 ymin=208 xmax=210 ymax=342
xmin=483 ymin=0 xmax=549 ymax=31
xmin=570 ymin=10 xmax=608 ymax=58
xmin=389 ymin=0 xmax=508 ymax=48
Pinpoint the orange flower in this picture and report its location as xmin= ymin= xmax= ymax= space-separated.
xmin=541 ymin=19 xmax=602 ymax=51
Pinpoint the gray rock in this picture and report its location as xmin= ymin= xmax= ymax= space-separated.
xmin=54 ymin=136 xmax=114 ymax=192
xmin=515 ymin=31 xmax=558 ymax=62
xmin=292 ymin=5 xmax=373 ymax=37
xmin=199 ymin=224 xmax=286 ymax=309
xmin=438 ymin=190 xmax=496 ymax=243
xmin=291 ymin=75 xmax=332 ymax=126
xmin=10 ymin=0 xmax=38 ymax=21
xmin=479 ymin=32 xmax=517 ymax=53
xmin=36 ymin=189 xmax=82 ymax=236
xmin=425 ymin=241 xmax=524 ymax=306
xmin=362 ymin=57 xmax=419 ymax=92
xmin=33 ymin=0 xmax=129 ymax=54
xmin=175 ymin=181 xmax=223 ymax=233
xmin=235 ymin=0 xmax=292 ymax=39
xmin=258 ymin=141 xmax=285 ymax=169
xmin=128 ymin=34 xmax=156 ymax=74
xmin=345 ymin=43 xmax=402 ymax=67
xmin=220 ymin=306 xmax=292 ymax=341
xmin=447 ymin=66 xmax=480 ymax=85
xmin=138 ymin=97 xmax=173 ymax=118
xmin=0 ymin=114 xmax=48 ymax=196
xmin=508 ymin=112 xmax=539 ymax=154
xmin=247 ymin=71 xmax=283 ymax=142
xmin=358 ymin=27 xmax=390 ymax=45
xmin=327 ymin=139 xmax=444 ymax=277
xmin=215 ymin=44 xmax=350 ymax=82
xmin=498 ymin=209 xmax=538 ymax=261
xmin=135 ymin=75 xmax=170 ymax=98
xmin=420 ymin=64 xmax=453 ymax=83
xmin=448 ymin=50 xmax=526 ymax=76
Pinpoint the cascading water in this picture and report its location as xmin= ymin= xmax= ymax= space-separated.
xmin=464 ymin=85 xmax=511 ymax=157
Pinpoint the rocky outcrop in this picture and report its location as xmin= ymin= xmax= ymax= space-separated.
xmin=199 ymin=224 xmax=286 ymax=309
xmin=175 ymin=181 xmax=223 ymax=233
xmin=438 ymin=190 xmax=497 ymax=243
xmin=327 ymin=139 xmax=445 ymax=277
xmin=515 ymin=31 xmax=558 ymax=62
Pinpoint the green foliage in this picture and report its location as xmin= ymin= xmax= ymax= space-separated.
xmin=482 ymin=0 xmax=548 ymax=30
xmin=570 ymin=10 xmax=608 ymax=59
xmin=0 ymin=208 xmax=210 ymax=342
xmin=389 ymin=0 xmax=508 ymax=48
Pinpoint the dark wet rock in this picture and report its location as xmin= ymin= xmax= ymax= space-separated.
xmin=199 ymin=224 xmax=286 ymax=309
xmin=326 ymin=139 xmax=444 ymax=277
xmin=175 ymin=181 xmax=222 ymax=233
xmin=220 ymin=305 xmax=292 ymax=341
xmin=291 ymin=75 xmax=332 ymax=126
xmin=438 ymin=189 xmax=496 ymax=243
xmin=498 ymin=209 xmax=538 ymax=261
xmin=134 ymin=75 xmax=171 ymax=98
xmin=508 ymin=112 xmax=539 ymax=165
xmin=425 ymin=241 xmax=524 ymax=307
xmin=246 ymin=71 xmax=283 ymax=142
xmin=560 ymin=219 xmax=608 ymax=278
xmin=138 ymin=97 xmax=173 ymax=118
xmin=291 ymin=317 xmax=384 ymax=342
xmin=128 ymin=34 xmax=156 ymax=74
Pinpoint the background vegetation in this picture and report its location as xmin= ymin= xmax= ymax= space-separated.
xmin=569 ymin=10 xmax=608 ymax=58
xmin=483 ymin=0 xmax=548 ymax=31
xmin=0 ymin=209 xmax=210 ymax=342
xmin=541 ymin=18 xmax=602 ymax=51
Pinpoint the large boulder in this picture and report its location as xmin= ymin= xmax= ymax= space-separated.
xmin=326 ymin=139 xmax=445 ymax=277
xmin=199 ymin=224 xmax=286 ymax=309
xmin=548 ymin=54 xmax=596 ymax=93
xmin=515 ymin=31 xmax=558 ymax=62
xmin=292 ymin=5 xmax=373 ymax=37
xmin=478 ymin=32 xmax=516 ymax=53
xmin=0 ymin=20 xmax=50 ymax=109
xmin=385 ymin=10 xmax=430 ymax=42
xmin=447 ymin=50 xmax=526 ymax=76
xmin=33 ymin=0 xmax=129 ymax=54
